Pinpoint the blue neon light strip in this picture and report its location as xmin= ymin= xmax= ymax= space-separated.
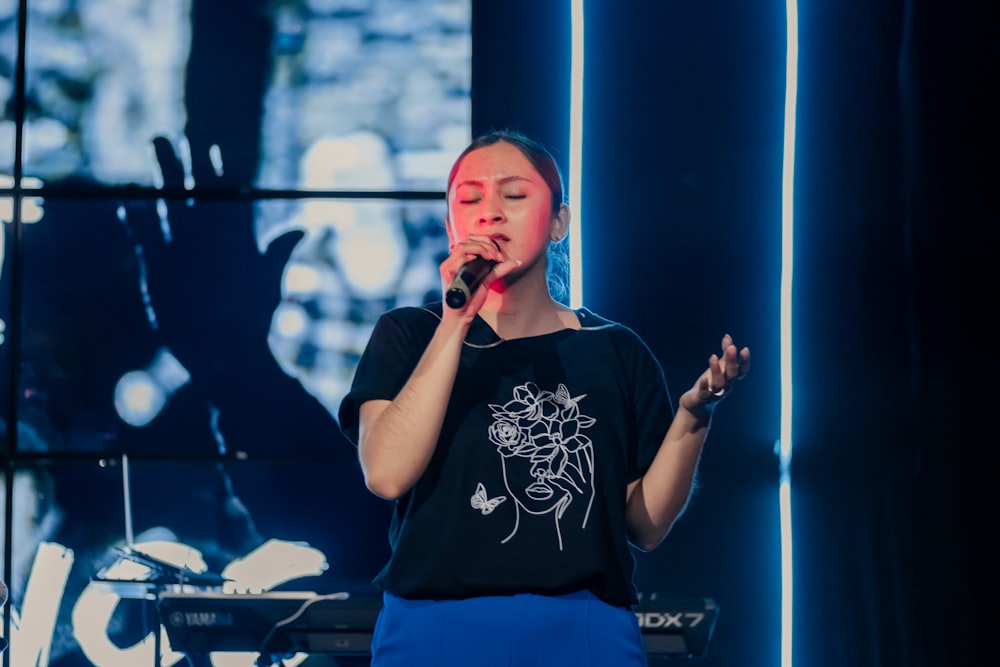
xmin=780 ymin=1 xmax=799 ymax=666
xmin=568 ymin=5 xmax=798 ymax=660
xmin=568 ymin=0 xmax=584 ymax=309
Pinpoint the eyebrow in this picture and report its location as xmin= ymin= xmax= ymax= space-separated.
xmin=454 ymin=175 xmax=534 ymax=189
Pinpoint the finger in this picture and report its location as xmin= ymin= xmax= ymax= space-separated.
xmin=706 ymin=353 xmax=726 ymax=395
xmin=444 ymin=236 xmax=509 ymax=288
xmin=263 ymin=228 xmax=306 ymax=268
xmin=723 ymin=343 xmax=741 ymax=381
xmin=152 ymin=136 xmax=185 ymax=188
xmin=454 ymin=237 xmax=503 ymax=263
xmin=738 ymin=346 xmax=751 ymax=377
xmin=491 ymin=256 xmax=523 ymax=280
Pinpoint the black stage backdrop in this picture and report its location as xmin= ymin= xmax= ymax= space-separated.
xmin=474 ymin=2 xmax=992 ymax=666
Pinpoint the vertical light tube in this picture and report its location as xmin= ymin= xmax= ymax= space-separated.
xmin=568 ymin=0 xmax=585 ymax=309
xmin=122 ymin=453 xmax=134 ymax=549
xmin=779 ymin=1 xmax=799 ymax=666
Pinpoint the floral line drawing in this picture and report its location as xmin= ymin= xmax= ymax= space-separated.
xmin=486 ymin=382 xmax=596 ymax=550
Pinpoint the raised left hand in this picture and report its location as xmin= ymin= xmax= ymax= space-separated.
xmin=681 ymin=333 xmax=751 ymax=413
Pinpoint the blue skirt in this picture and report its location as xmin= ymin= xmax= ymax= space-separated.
xmin=371 ymin=589 xmax=648 ymax=667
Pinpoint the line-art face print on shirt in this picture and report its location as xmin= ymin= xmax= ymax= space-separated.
xmin=473 ymin=382 xmax=596 ymax=551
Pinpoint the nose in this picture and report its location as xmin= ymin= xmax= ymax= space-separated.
xmin=477 ymin=192 xmax=505 ymax=225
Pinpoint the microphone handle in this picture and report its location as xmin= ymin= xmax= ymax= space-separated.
xmin=445 ymin=256 xmax=496 ymax=309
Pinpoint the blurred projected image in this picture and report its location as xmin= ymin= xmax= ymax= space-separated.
xmin=6 ymin=0 xmax=470 ymax=190
xmin=1 ymin=0 xmax=470 ymax=665
xmin=5 ymin=0 xmax=469 ymax=450
xmin=263 ymin=137 xmax=452 ymax=416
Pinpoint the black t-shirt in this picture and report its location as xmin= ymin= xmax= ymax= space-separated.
xmin=338 ymin=303 xmax=674 ymax=607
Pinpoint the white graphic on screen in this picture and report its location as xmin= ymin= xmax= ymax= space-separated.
xmin=486 ymin=383 xmax=596 ymax=551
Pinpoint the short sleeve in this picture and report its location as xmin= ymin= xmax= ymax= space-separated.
xmin=620 ymin=328 xmax=675 ymax=478
xmin=337 ymin=307 xmax=436 ymax=444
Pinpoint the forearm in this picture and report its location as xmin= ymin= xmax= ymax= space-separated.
xmin=358 ymin=319 xmax=468 ymax=499
xmin=625 ymin=401 xmax=713 ymax=551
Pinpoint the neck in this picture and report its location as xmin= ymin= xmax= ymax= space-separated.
xmin=479 ymin=277 xmax=577 ymax=339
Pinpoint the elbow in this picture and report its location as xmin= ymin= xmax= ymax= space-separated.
xmin=363 ymin=474 xmax=406 ymax=501
xmin=358 ymin=446 xmax=407 ymax=500
xmin=357 ymin=432 xmax=422 ymax=500
xmin=626 ymin=504 xmax=683 ymax=552
xmin=360 ymin=465 xmax=411 ymax=501
xmin=626 ymin=485 xmax=683 ymax=552
xmin=367 ymin=484 xmax=406 ymax=501
xmin=628 ymin=531 xmax=667 ymax=553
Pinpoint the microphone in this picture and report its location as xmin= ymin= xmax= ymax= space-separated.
xmin=445 ymin=255 xmax=496 ymax=309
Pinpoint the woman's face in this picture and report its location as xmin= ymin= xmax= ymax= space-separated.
xmin=446 ymin=141 xmax=561 ymax=272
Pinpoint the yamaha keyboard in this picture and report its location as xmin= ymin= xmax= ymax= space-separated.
xmin=158 ymin=590 xmax=718 ymax=659
xmin=634 ymin=593 xmax=719 ymax=659
xmin=158 ymin=591 xmax=381 ymax=656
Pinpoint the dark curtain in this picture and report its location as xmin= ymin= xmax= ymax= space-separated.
xmin=899 ymin=0 xmax=993 ymax=664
